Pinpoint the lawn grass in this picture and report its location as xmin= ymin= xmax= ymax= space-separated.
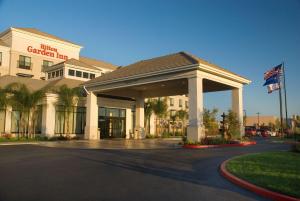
xmin=226 ymin=151 xmax=300 ymax=198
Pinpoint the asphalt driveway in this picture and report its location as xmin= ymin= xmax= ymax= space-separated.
xmin=0 ymin=138 xmax=290 ymax=201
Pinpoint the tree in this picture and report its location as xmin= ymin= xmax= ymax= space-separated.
xmin=6 ymin=83 xmax=46 ymax=138
xmin=169 ymin=112 xmax=178 ymax=136
xmin=203 ymin=108 xmax=219 ymax=136
xmin=0 ymin=87 xmax=9 ymax=109
xmin=225 ymin=110 xmax=240 ymax=139
xmin=56 ymin=85 xmax=82 ymax=136
xmin=144 ymin=99 xmax=154 ymax=135
xmin=152 ymin=98 xmax=168 ymax=136
xmin=176 ymin=109 xmax=188 ymax=135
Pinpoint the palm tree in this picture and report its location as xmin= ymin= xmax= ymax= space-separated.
xmin=170 ymin=113 xmax=178 ymax=136
xmin=6 ymin=83 xmax=46 ymax=138
xmin=56 ymin=85 xmax=82 ymax=137
xmin=203 ymin=108 xmax=219 ymax=137
xmin=144 ymin=99 xmax=154 ymax=135
xmin=152 ymin=98 xmax=168 ymax=136
xmin=0 ymin=86 xmax=9 ymax=109
xmin=176 ymin=109 xmax=188 ymax=135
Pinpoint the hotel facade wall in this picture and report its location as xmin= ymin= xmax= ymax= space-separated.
xmin=0 ymin=28 xmax=81 ymax=79
xmin=0 ymin=94 xmax=134 ymax=138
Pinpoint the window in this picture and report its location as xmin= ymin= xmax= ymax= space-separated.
xmin=55 ymin=106 xmax=86 ymax=134
xmin=42 ymin=60 xmax=53 ymax=70
xmin=170 ymin=98 xmax=174 ymax=106
xmin=90 ymin=73 xmax=95 ymax=79
xmin=0 ymin=52 xmax=2 ymax=66
xmin=83 ymin=72 xmax=89 ymax=78
xmin=179 ymin=99 xmax=183 ymax=107
xmin=76 ymin=71 xmax=82 ymax=77
xmin=51 ymin=71 xmax=55 ymax=78
xmin=55 ymin=70 xmax=59 ymax=77
xmin=68 ymin=69 xmax=75 ymax=76
xmin=59 ymin=69 xmax=63 ymax=76
xmin=170 ymin=110 xmax=176 ymax=116
xmin=185 ymin=101 xmax=189 ymax=108
xmin=48 ymin=73 xmax=51 ymax=79
xmin=18 ymin=55 xmax=31 ymax=69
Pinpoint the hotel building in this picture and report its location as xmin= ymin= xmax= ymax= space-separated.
xmin=0 ymin=27 xmax=250 ymax=141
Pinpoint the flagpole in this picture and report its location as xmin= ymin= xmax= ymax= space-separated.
xmin=282 ymin=62 xmax=289 ymax=131
xmin=279 ymin=71 xmax=284 ymax=137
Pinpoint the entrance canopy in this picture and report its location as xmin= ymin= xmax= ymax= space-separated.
xmin=84 ymin=52 xmax=250 ymax=98
xmin=83 ymin=51 xmax=251 ymax=141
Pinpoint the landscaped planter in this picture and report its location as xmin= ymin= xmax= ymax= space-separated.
xmin=183 ymin=141 xmax=256 ymax=149
xmin=220 ymin=153 xmax=300 ymax=201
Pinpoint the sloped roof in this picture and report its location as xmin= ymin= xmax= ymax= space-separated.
xmin=44 ymin=58 xmax=100 ymax=72
xmin=0 ymin=75 xmax=48 ymax=91
xmin=46 ymin=77 xmax=84 ymax=90
xmin=79 ymin=56 xmax=117 ymax=70
xmin=84 ymin=51 xmax=249 ymax=86
xmin=0 ymin=75 xmax=83 ymax=92
xmin=10 ymin=27 xmax=81 ymax=46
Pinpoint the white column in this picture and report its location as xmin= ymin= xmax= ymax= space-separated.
xmin=84 ymin=92 xmax=99 ymax=140
xmin=4 ymin=106 xmax=12 ymax=134
xmin=125 ymin=108 xmax=132 ymax=139
xmin=41 ymin=94 xmax=56 ymax=137
xmin=149 ymin=114 xmax=155 ymax=135
xmin=135 ymin=97 xmax=145 ymax=139
xmin=187 ymin=76 xmax=205 ymax=141
xmin=232 ymin=87 xmax=244 ymax=137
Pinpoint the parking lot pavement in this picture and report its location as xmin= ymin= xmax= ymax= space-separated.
xmin=0 ymin=138 xmax=290 ymax=201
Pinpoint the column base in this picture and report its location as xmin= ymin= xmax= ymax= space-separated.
xmin=84 ymin=126 xmax=100 ymax=140
xmin=134 ymin=127 xmax=145 ymax=139
xmin=187 ymin=126 xmax=205 ymax=142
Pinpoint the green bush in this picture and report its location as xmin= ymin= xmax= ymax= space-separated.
xmin=146 ymin=134 xmax=156 ymax=139
xmin=291 ymin=143 xmax=300 ymax=153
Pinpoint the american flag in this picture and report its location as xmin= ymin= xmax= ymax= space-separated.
xmin=264 ymin=64 xmax=282 ymax=80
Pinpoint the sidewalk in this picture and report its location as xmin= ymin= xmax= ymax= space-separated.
xmin=37 ymin=138 xmax=182 ymax=150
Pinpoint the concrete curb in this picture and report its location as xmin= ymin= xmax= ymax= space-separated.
xmin=220 ymin=159 xmax=300 ymax=201
xmin=183 ymin=141 xmax=256 ymax=149
xmin=0 ymin=142 xmax=39 ymax=146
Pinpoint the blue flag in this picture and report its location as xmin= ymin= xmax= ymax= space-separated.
xmin=263 ymin=74 xmax=280 ymax=86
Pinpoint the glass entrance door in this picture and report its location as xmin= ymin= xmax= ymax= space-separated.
xmin=98 ymin=107 xmax=126 ymax=138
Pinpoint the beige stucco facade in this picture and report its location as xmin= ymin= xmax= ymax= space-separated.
xmin=0 ymin=27 xmax=251 ymax=142
xmin=0 ymin=27 xmax=82 ymax=79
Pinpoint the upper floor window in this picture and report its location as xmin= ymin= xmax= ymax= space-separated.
xmin=170 ymin=110 xmax=176 ymax=117
xmin=68 ymin=69 xmax=75 ymax=76
xmin=0 ymin=52 xmax=2 ymax=66
xmin=170 ymin=98 xmax=174 ymax=106
xmin=179 ymin=99 xmax=183 ymax=107
xmin=42 ymin=60 xmax=53 ymax=70
xmin=76 ymin=71 xmax=82 ymax=77
xmin=185 ymin=101 xmax=189 ymax=108
xmin=18 ymin=55 xmax=31 ymax=70
xmin=90 ymin=73 xmax=95 ymax=79
xmin=83 ymin=72 xmax=89 ymax=79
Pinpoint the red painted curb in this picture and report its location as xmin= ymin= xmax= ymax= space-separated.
xmin=183 ymin=141 xmax=256 ymax=149
xmin=220 ymin=159 xmax=300 ymax=201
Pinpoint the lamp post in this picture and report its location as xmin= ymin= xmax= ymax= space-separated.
xmin=256 ymin=112 xmax=260 ymax=129
xmin=243 ymin=109 xmax=247 ymax=127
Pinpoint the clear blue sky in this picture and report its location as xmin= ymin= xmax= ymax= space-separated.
xmin=1 ymin=0 xmax=299 ymax=117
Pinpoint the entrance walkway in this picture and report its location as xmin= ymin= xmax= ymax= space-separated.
xmin=38 ymin=138 xmax=182 ymax=149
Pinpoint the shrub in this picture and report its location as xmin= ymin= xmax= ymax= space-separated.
xmin=146 ymin=134 xmax=157 ymax=139
xmin=162 ymin=132 xmax=171 ymax=138
xmin=291 ymin=143 xmax=300 ymax=153
xmin=225 ymin=110 xmax=241 ymax=140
